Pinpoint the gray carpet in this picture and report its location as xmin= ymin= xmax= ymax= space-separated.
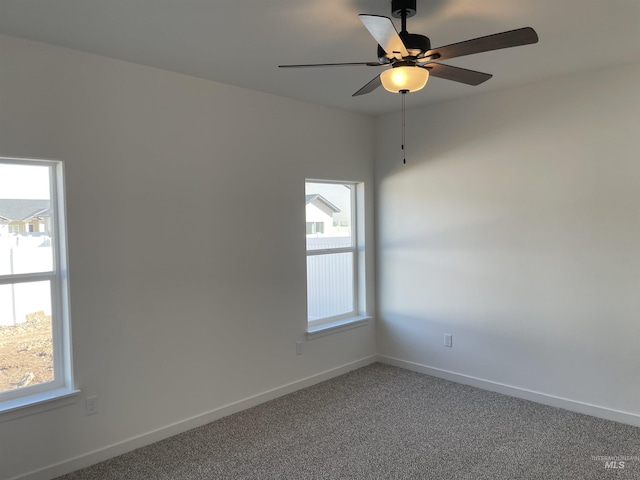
xmin=57 ymin=363 xmax=640 ymax=479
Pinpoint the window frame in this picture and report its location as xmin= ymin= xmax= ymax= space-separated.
xmin=0 ymin=157 xmax=75 ymax=415
xmin=305 ymin=179 xmax=359 ymax=329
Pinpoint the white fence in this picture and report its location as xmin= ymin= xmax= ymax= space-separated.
xmin=306 ymin=236 xmax=354 ymax=321
xmin=0 ymin=235 xmax=52 ymax=326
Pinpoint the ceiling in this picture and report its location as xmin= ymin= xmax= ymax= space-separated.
xmin=0 ymin=0 xmax=639 ymax=115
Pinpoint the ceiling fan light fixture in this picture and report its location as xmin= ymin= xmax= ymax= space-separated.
xmin=380 ymin=66 xmax=429 ymax=93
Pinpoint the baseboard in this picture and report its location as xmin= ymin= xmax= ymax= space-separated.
xmin=15 ymin=355 xmax=377 ymax=480
xmin=377 ymin=355 xmax=640 ymax=428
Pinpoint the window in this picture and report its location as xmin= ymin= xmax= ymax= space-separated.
xmin=305 ymin=181 xmax=358 ymax=327
xmin=0 ymin=158 xmax=74 ymax=412
xmin=306 ymin=222 xmax=324 ymax=235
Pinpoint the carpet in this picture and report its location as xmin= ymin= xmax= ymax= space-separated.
xmin=56 ymin=363 xmax=640 ymax=479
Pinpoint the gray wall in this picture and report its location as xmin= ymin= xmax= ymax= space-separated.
xmin=376 ymin=62 xmax=640 ymax=422
xmin=0 ymin=34 xmax=376 ymax=479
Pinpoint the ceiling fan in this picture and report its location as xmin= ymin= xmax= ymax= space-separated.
xmin=279 ymin=0 xmax=539 ymax=97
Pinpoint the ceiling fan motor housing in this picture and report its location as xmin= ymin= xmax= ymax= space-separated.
xmin=400 ymin=32 xmax=431 ymax=57
xmin=378 ymin=32 xmax=431 ymax=62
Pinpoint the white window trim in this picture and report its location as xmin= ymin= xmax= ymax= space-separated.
xmin=0 ymin=157 xmax=77 ymax=417
xmin=305 ymin=179 xmax=367 ymax=333
xmin=306 ymin=315 xmax=372 ymax=340
xmin=0 ymin=387 xmax=80 ymax=422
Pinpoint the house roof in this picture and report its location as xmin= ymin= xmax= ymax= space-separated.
xmin=0 ymin=199 xmax=50 ymax=223
xmin=305 ymin=194 xmax=340 ymax=213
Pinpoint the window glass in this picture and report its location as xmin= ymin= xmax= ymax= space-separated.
xmin=305 ymin=180 xmax=358 ymax=325
xmin=305 ymin=182 xmax=352 ymax=251
xmin=0 ymin=281 xmax=54 ymax=393
xmin=307 ymin=252 xmax=354 ymax=321
xmin=0 ymin=157 xmax=73 ymax=410
xmin=0 ymin=164 xmax=53 ymax=275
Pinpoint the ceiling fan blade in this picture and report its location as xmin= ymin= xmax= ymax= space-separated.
xmin=423 ymin=63 xmax=492 ymax=86
xmin=359 ymin=14 xmax=408 ymax=59
xmin=423 ymin=27 xmax=538 ymax=62
xmin=279 ymin=62 xmax=384 ymax=68
xmin=352 ymin=75 xmax=382 ymax=97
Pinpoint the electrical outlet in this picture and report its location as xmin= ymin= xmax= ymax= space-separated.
xmin=444 ymin=334 xmax=453 ymax=348
xmin=85 ymin=396 xmax=99 ymax=416
xmin=296 ymin=341 xmax=303 ymax=355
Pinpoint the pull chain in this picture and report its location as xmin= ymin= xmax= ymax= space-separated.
xmin=401 ymin=90 xmax=407 ymax=164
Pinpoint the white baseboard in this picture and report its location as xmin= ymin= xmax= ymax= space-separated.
xmin=377 ymin=355 xmax=640 ymax=428
xmin=15 ymin=355 xmax=377 ymax=480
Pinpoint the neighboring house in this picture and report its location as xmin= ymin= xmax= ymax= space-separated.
xmin=305 ymin=194 xmax=340 ymax=235
xmin=0 ymin=199 xmax=50 ymax=234
xmin=0 ymin=199 xmax=53 ymax=326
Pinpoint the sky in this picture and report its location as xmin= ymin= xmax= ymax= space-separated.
xmin=0 ymin=163 xmax=50 ymax=200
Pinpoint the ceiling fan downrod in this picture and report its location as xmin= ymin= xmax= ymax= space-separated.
xmin=391 ymin=0 xmax=416 ymax=34
xmin=388 ymin=0 xmax=432 ymax=62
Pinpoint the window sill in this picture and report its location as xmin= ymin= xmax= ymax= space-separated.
xmin=306 ymin=315 xmax=372 ymax=340
xmin=0 ymin=387 xmax=80 ymax=423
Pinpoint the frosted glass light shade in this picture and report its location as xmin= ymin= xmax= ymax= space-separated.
xmin=380 ymin=66 xmax=429 ymax=93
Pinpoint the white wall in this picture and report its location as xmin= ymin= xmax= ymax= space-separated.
xmin=0 ymin=35 xmax=375 ymax=479
xmin=376 ymin=63 xmax=640 ymax=423
xmin=3 ymin=29 xmax=637 ymax=479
